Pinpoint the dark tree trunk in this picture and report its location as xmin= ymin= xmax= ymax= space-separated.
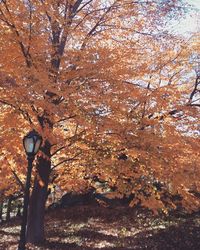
xmin=26 ymin=140 xmax=51 ymax=244
xmin=0 ymin=202 xmax=3 ymax=221
xmin=6 ymin=197 xmax=12 ymax=221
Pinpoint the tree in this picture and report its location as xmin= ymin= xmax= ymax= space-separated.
xmin=0 ymin=0 xmax=198 ymax=244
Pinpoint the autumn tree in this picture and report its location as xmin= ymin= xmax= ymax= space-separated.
xmin=0 ymin=0 xmax=198 ymax=245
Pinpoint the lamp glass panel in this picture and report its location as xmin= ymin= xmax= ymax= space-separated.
xmin=34 ymin=138 xmax=42 ymax=154
xmin=24 ymin=137 xmax=34 ymax=153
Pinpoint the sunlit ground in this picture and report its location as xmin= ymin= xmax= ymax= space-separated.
xmin=0 ymin=206 xmax=200 ymax=250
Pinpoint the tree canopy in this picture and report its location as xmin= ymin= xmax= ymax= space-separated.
xmin=0 ymin=0 xmax=199 ymax=218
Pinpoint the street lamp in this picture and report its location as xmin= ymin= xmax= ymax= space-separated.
xmin=18 ymin=129 xmax=42 ymax=250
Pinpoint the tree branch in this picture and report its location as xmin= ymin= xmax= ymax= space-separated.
xmin=51 ymin=152 xmax=82 ymax=170
xmin=54 ymin=115 xmax=76 ymax=124
xmin=11 ymin=169 xmax=25 ymax=191
xmin=75 ymin=0 xmax=93 ymax=14
xmin=189 ymin=76 xmax=200 ymax=103
xmin=0 ymin=99 xmax=33 ymax=124
xmin=51 ymin=145 xmax=68 ymax=157
xmin=0 ymin=1 xmax=32 ymax=67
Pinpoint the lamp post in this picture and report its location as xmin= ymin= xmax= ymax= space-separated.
xmin=18 ymin=129 xmax=42 ymax=250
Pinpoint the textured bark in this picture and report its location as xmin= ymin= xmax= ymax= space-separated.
xmin=26 ymin=140 xmax=51 ymax=244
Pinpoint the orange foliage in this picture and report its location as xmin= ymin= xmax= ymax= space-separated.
xmin=0 ymin=0 xmax=199 ymax=214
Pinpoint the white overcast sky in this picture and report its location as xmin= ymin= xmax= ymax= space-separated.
xmin=187 ymin=0 xmax=200 ymax=9
xmin=170 ymin=0 xmax=200 ymax=34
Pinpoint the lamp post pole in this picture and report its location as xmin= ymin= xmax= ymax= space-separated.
xmin=18 ymin=129 xmax=42 ymax=250
xmin=18 ymin=155 xmax=34 ymax=250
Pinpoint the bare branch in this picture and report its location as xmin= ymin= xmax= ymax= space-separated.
xmin=27 ymin=0 xmax=33 ymax=54
xmin=51 ymin=152 xmax=82 ymax=170
xmin=0 ymin=99 xmax=33 ymax=124
xmin=11 ymin=169 xmax=25 ymax=191
xmin=72 ymin=0 xmax=84 ymax=16
xmin=75 ymin=0 xmax=93 ymax=14
xmin=51 ymin=145 xmax=68 ymax=157
xmin=80 ymin=2 xmax=117 ymax=49
xmin=189 ymin=76 xmax=200 ymax=103
xmin=51 ymin=127 xmax=85 ymax=156
xmin=188 ymin=103 xmax=200 ymax=108
xmin=54 ymin=115 xmax=76 ymax=124
xmin=0 ymin=2 xmax=32 ymax=67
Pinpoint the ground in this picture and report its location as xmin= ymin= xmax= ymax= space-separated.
xmin=0 ymin=205 xmax=200 ymax=250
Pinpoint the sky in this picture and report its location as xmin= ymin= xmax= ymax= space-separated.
xmin=187 ymin=0 xmax=200 ymax=10
xmin=170 ymin=0 xmax=200 ymax=35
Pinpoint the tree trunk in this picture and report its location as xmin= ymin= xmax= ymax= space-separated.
xmin=6 ymin=197 xmax=12 ymax=221
xmin=26 ymin=140 xmax=51 ymax=244
xmin=0 ymin=202 xmax=3 ymax=221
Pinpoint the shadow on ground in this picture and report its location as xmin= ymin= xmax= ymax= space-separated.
xmin=0 ymin=206 xmax=200 ymax=249
xmin=43 ymin=206 xmax=200 ymax=250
